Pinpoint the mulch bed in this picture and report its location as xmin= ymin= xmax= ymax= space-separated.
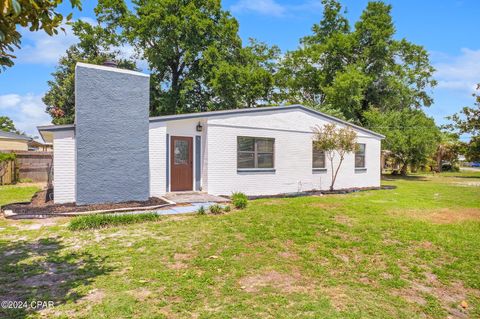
xmin=248 ymin=185 xmax=396 ymax=200
xmin=2 ymin=190 xmax=169 ymax=216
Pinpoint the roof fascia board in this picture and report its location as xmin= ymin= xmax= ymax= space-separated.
xmin=37 ymin=105 xmax=384 ymax=139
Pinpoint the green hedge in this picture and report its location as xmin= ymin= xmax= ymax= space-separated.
xmin=68 ymin=212 xmax=161 ymax=230
xmin=0 ymin=152 xmax=16 ymax=163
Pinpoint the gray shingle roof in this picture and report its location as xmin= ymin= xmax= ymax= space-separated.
xmin=0 ymin=130 xmax=31 ymax=141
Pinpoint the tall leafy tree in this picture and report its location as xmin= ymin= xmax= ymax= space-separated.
xmin=302 ymin=0 xmax=349 ymax=45
xmin=365 ymin=108 xmax=440 ymax=175
xmin=447 ymin=84 xmax=480 ymax=161
xmin=276 ymin=0 xmax=351 ymax=108
xmin=209 ymin=39 xmax=280 ymax=109
xmin=43 ymin=20 xmax=137 ymax=124
xmin=0 ymin=116 xmax=17 ymax=132
xmin=0 ymin=0 xmax=82 ymax=71
xmin=353 ymin=3 xmax=435 ymax=116
xmin=277 ymin=0 xmax=436 ymax=125
xmin=96 ymin=0 xmax=243 ymax=115
xmin=433 ymin=132 xmax=462 ymax=172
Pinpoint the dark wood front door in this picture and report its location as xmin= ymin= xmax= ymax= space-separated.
xmin=170 ymin=136 xmax=193 ymax=191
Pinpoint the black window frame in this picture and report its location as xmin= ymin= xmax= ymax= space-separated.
xmin=355 ymin=143 xmax=366 ymax=168
xmin=237 ymin=136 xmax=275 ymax=170
xmin=312 ymin=141 xmax=326 ymax=169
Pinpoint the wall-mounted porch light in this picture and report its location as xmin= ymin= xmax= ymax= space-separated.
xmin=196 ymin=122 xmax=203 ymax=132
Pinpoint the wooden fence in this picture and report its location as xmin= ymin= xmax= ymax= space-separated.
xmin=0 ymin=160 xmax=15 ymax=185
xmin=14 ymin=151 xmax=53 ymax=183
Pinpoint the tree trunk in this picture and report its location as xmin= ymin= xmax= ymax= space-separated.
xmin=329 ymin=158 xmax=335 ymax=191
xmin=330 ymin=158 xmax=344 ymax=191
xmin=400 ymin=162 xmax=408 ymax=176
xmin=410 ymin=163 xmax=417 ymax=173
xmin=436 ymin=152 xmax=443 ymax=172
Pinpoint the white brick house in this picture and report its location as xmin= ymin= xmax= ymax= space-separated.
xmin=38 ymin=63 xmax=384 ymax=204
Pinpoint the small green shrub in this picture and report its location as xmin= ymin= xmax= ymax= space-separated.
xmin=19 ymin=178 xmax=33 ymax=183
xmin=231 ymin=192 xmax=248 ymax=209
xmin=441 ymin=163 xmax=460 ymax=172
xmin=223 ymin=205 xmax=231 ymax=212
xmin=0 ymin=152 xmax=16 ymax=163
xmin=69 ymin=212 xmax=161 ymax=230
xmin=197 ymin=205 xmax=206 ymax=215
xmin=209 ymin=204 xmax=223 ymax=214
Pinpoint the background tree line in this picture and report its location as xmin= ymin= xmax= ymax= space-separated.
xmin=2 ymin=0 xmax=477 ymax=172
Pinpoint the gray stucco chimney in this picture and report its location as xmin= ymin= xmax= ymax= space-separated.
xmin=75 ymin=63 xmax=150 ymax=205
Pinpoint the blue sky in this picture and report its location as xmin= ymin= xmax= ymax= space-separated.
xmin=0 ymin=0 xmax=479 ymax=139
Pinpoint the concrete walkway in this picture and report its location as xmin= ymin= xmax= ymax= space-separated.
xmin=163 ymin=192 xmax=229 ymax=204
xmin=127 ymin=202 xmax=221 ymax=216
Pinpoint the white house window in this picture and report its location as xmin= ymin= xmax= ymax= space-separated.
xmin=312 ymin=142 xmax=326 ymax=169
xmin=237 ymin=137 xmax=274 ymax=169
xmin=355 ymin=143 xmax=366 ymax=168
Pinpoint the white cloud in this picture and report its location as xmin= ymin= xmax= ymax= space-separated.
xmin=15 ymin=23 xmax=78 ymax=65
xmin=14 ymin=17 xmax=98 ymax=66
xmin=0 ymin=94 xmax=21 ymax=108
xmin=433 ymin=48 xmax=480 ymax=93
xmin=13 ymin=18 xmax=149 ymax=71
xmin=231 ymin=0 xmax=322 ymax=17
xmin=0 ymin=93 xmax=51 ymax=138
xmin=231 ymin=0 xmax=286 ymax=16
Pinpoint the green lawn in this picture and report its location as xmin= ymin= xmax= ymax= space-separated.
xmin=0 ymin=184 xmax=40 ymax=207
xmin=0 ymin=172 xmax=479 ymax=318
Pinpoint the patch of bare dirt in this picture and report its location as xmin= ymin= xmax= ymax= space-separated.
xmin=10 ymin=218 xmax=66 ymax=230
xmin=17 ymin=261 xmax=76 ymax=297
xmin=332 ymin=247 xmax=365 ymax=265
xmin=382 ymin=238 xmax=403 ymax=246
xmin=329 ymin=230 xmax=362 ymax=242
xmin=45 ymin=289 xmax=106 ymax=318
xmin=80 ymin=289 xmax=106 ymax=303
xmin=333 ymin=214 xmax=354 ymax=227
xmin=277 ymin=251 xmax=299 ymax=260
xmin=393 ymin=272 xmax=476 ymax=318
xmin=239 ymin=269 xmax=309 ymax=293
xmin=166 ymin=253 xmax=193 ymax=270
xmin=234 ymin=233 xmax=246 ymax=241
xmin=129 ymin=288 xmax=152 ymax=301
xmin=419 ymin=241 xmax=434 ymax=249
xmin=321 ymin=286 xmax=349 ymax=311
xmin=399 ymin=208 xmax=480 ymax=224
xmin=174 ymin=253 xmax=192 ymax=261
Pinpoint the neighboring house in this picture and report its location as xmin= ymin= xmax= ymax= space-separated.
xmin=28 ymin=139 xmax=53 ymax=152
xmin=0 ymin=130 xmax=31 ymax=151
xmin=38 ymin=62 xmax=384 ymax=205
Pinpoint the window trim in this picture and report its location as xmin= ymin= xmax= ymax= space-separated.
xmin=237 ymin=136 xmax=275 ymax=170
xmin=355 ymin=143 xmax=366 ymax=169
xmin=312 ymin=141 xmax=326 ymax=170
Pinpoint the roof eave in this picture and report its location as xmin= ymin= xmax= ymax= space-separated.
xmin=35 ymin=105 xmax=385 ymax=140
xmin=37 ymin=124 xmax=75 ymax=144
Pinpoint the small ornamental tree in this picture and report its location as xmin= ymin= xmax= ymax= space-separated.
xmin=313 ymin=123 xmax=357 ymax=190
